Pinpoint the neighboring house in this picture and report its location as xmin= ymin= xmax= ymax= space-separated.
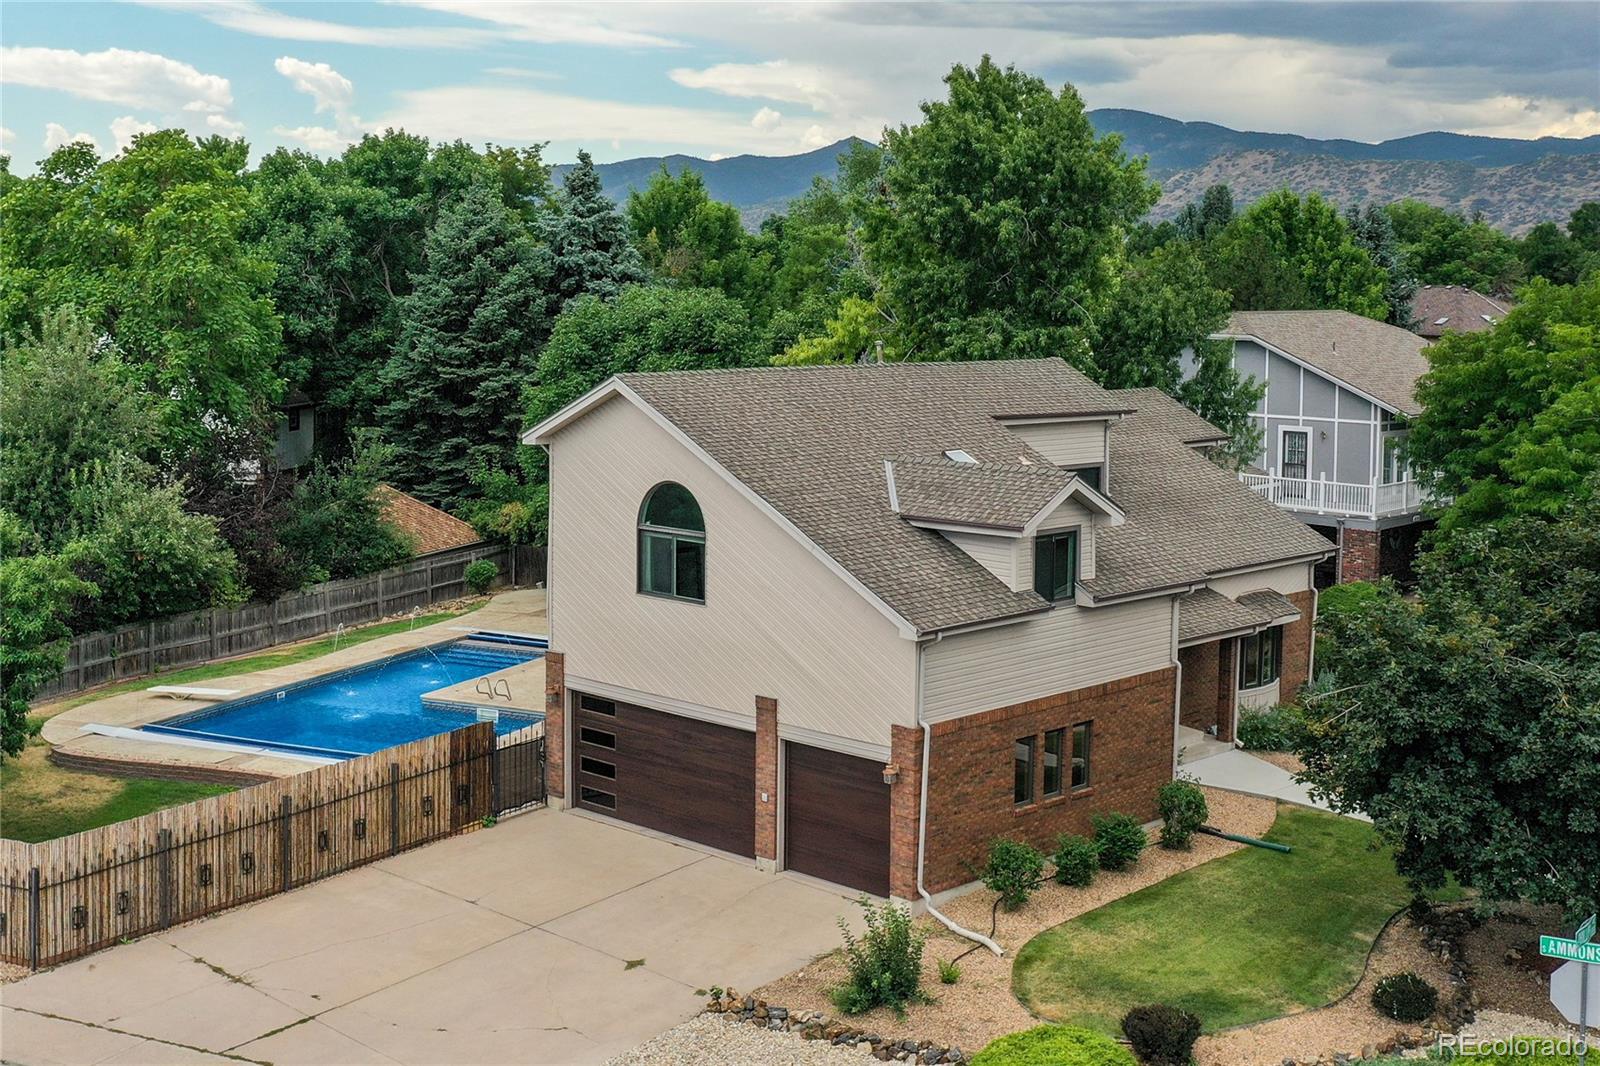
xmin=524 ymin=360 xmax=1332 ymax=901
xmin=374 ymin=484 xmax=482 ymax=556
xmin=1198 ymin=311 xmax=1434 ymax=585
xmin=1409 ymin=285 xmax=1512 ymax=339
xmin=272 ymin=390 xmax=316 ymax=469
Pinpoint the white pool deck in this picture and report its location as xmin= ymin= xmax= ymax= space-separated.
xmin=37 ymin=589 xmax=548 ymax=781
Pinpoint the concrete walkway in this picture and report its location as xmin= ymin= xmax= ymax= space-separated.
xmin=38 ymin=590 xmax=548 ymax=780
xmin=1181 ymin=747 xmax=1370 ymax=823
xmin=1 ymin=809 xmax=858 ymax=1065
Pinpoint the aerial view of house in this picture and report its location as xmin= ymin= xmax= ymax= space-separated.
xmin=3 ymin=3 xmax=1596 ymax=1065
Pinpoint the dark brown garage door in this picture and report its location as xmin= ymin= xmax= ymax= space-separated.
xmin=571 ymin=692 xmax=755 ymax=857
xmin=784 ymin=742 xmax=891 ymax=896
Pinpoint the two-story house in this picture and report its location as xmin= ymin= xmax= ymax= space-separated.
xmin=524 ymin=360 xmax=1332 ymax=903
xmin=1200 ymin=311 xmax=1434 ymax=585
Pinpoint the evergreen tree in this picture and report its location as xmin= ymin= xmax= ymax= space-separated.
xmin=1175 ymin=184 xmax=1234 ymax=242
xmin=378 ymin=183 xmax=553 ymax=507
xmin=539 ymin=151 xmax=646 ymax=309
xmin=1346 ymin=202 xmax=1418 ymax=327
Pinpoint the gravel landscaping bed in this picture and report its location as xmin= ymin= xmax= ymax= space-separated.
xmin=606 ymin=1012 xmax=869 ymax=1066
xmin=753 ymin=787 xmax=1276 ymax=1052
xmin=1458 ymin=902 xmax=1571 ymax=1027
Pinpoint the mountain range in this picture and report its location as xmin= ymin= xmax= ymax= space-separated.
xmin=558 ymin=110 xmax=1600 ymax=234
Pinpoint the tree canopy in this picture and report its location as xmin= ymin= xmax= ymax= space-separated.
xmin=1208 ymin=190 xmax=1389 ymax=319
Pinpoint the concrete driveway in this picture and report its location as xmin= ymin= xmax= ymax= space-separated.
xmin=1 ymin=811 xmax=857 ymax=1065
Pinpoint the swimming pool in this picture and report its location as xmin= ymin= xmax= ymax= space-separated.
xmin=141 ymin=638 xmax=545 ymax=759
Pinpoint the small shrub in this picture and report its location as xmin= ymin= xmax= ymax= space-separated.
xmin=1370 ymin=971 xmax=1438 ymax=1023
xmin=831 ymin=896 xmax=926 ymax=1016
xmin=970 ymin=1025 xmax=1137 ymax=1066
xmin=1156 ymin=779 xmax=1208 ymax=850
xmin=1052 ymin=834 xmax=1099 ymax=888
xmin=1316 ymin=579 xmax=1382 ymax=619
xmin=981 ymin=837 xmax=1047 ymax=909
xmin=1091 ymin=812 xmax=1147 ymax=871
xmin=937 ymin=957 xmax=961 ymax=984
xmin=480 ymin=813 xmax=497 ymax=828
xmin=1236 ymin=702 xmax=1308 ymax=752
xmin=1121 ymin=1003 xmax=1202 ymax=1065
xmin=464 ymin=559 xmax=499 ymax=595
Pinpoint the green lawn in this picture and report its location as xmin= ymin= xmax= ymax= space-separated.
xmin=1013 ymin=806 xmax=1436 ymax=1034
xmin=4 ymin=602 xmax=484 ymax=842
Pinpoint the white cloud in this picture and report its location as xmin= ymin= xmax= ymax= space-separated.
xmin=274 ymin=57 xmax=356 ymax=118
xmin=2 ymin=46 xmax=232 ymax=114
xmin=485 ymin=67 xmax=563 ymax=81
xmin=1 ymin=127 xmax=14 ymax=149
xmin=672 ymin=61 xmax=856 ymax=115
xmin=44 ymin=123 xmax=100 ymax=154
xmin=272 ymin=125 xmax=350 ymax=153
xmin=110 ymin=115 xmax=159 ymax=151
xmin=132 ymin=1 xmax=492 ymax=49
xmin=206 ymin=114 xmax=247 ymax=135
xmin=751 ymin=107 xmax=782 ymax=131
xmin=394 ymin=2 xmax=681 ymax=48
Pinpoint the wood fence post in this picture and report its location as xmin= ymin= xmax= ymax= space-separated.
xmin=279 ymin=796 xmax=293 ymax=892
xmin=145 ymin=620 xmax=155 ymax=677
xmin=389 ymin=764 xmax=401 ymax=854
xmin=427 ymin=558 xmax=438 ymax=605
xmin=157 ymin=828 xmax=174 ymax=929
xmin=207 ymin=610 xmax=219 ymax=661
xmin=27 ymin=867 xmax=40 ymax=971
xmin=270 ymin=599 xmax=279 ymax=647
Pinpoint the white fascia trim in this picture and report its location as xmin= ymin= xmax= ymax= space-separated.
xmin=777 ymin=724 xmax=891 ymax=763
xmin=522 ymin=377 xmax=625 ymax=443
xmin=627 ymin=382 xmax=920 ymax=639
xmin=565 ymin=675 xmax=756 ymax=733
xmin=1177 ymin=611 xmax=1301 ymax=649
xmin=1020 ymin=477 xmax=1126 ymax=533
xmin=1078 ymin=581 xmax=1206 ymax=608
xmin=994 ymin=413 xmax=1126 ymax=426
xmin=916 ymin=604 xmax=1053 ymax=639
xmin=905 ymin=518 xmax=1025 ymax=537
xmin=1205 ymin=550 xmax=1334 ymax=579
xmin=1211 ymin=332 xmax=1409 ymax=418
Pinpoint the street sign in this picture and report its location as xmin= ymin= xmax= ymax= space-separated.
xmin=1579 ymin=914 xmax=1598 ymax=945
xmin=1553 ymin=962 xmax=1599 ymax=1025
xmin=1542 ymin=935 xmax=1600 ymax=965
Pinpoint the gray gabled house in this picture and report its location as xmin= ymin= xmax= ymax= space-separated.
xmin=1189 ymin=310 xmax=1436 ymax=584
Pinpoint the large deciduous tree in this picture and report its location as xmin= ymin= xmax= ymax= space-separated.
xmin=378 ymin=182 xmax=553 ymax=508
xmin=1300 ymin=490 xmax=1600 ymax=917
xmin=1208 ymin=190 xmax=1389 ymax=319
xmin=1409 ymin=277 xmax=1600 ymax=528
xmin=0 ymin=541 xmax=94 ymax=758
xmin=862 ymin=57 xmax=1157 ymax=364
xmin=1385 ymin=200 xmax=1523 ymax=293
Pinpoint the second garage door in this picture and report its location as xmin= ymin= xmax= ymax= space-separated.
xmin=784 ymin=742 xmax=891 ymax=896
xmin=572 ymin=692 xmax=756 ymax=857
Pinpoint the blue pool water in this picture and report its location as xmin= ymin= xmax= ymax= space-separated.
xmin=142 ymin=640 xmax=544 ymax=759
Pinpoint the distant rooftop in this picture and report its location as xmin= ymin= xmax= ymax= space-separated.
xmin=375 ymin=485 xmax=482 ymax=556
xmin=1409 ymin=285 xmax=1512 ymax=339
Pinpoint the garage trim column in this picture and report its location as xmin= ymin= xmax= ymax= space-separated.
xmin=754 ymin=695 xmax=779 ymax=873
xmin=544 ymin=651 xmax=566 ymax=802
xmin=888 ymin=724 xmax=922 ymax=904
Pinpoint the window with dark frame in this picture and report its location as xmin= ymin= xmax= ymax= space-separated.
xmin=1071 ymin=722 xmax=1092 ymax=789
xmin=1238 ymin=626 xmax=1283 ymax=689
xmin=1069 ymin=466 xmax=1102 ymax=492
xmin=580 ymin=787 xmax=616 ymax=809
xmin=638 ymin=482 xmax=706 ymax=602
xmin=579 ymin=726 xmax=616 ymax=749
xmin=1032 ymin=529 xmax=1079 ymax=602
xmin=579 ymin=756 xmax=616 ymax=779
xmin=1013 ymin=736 xmax=1036 ymax=805
xmin=579 ymin=694 xmax=616 ymax=716
xmin=1043 ymin=728 xmax=1065 ymax=797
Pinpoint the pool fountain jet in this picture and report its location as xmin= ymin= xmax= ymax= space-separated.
xmin=331 ymin=623 xmax=346 ymax=652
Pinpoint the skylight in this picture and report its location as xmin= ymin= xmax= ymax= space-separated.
xmin=943 ymin=449 xmax=978 ymax=464
xmin=1433 ymin=317 xmax=1450 ymax=325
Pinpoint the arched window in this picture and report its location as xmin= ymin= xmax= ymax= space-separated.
xmin=637 ymin=482 xmax=705 ymax=602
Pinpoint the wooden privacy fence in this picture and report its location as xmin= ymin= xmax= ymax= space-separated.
xmin=39 ymin=542 xmax=545 ymax=700
xmin=0 ymin=722 xmax=545 ymax=970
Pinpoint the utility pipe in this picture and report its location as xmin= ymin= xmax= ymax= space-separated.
xmin=1199 ymin=825 xmax=1292 ymax=853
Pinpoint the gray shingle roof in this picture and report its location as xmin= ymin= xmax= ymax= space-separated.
xmin=1111 ymin=388 xmax=1229 ymax=446
xmin=1087 ymin=390 xmax=1335 ymax=602
xmin=1218 ymin=310 xmax=1432 ymax=416
xmin=1178 ymin=587 xmax=1303 ymax=644
xmin=889 ymin=457 xmax=1072 ymax=531
xmin=1410 ymin=285 xmax=1511 ymax=338
xmin=609 ymin=360 xmax=1332 ymax=633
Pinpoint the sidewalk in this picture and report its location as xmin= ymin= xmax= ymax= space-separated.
xmin=1181 ymin=747 xmax=1370 ymax=823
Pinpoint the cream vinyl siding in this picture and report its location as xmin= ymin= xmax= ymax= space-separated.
xmin=943 ymin=531 xmax=1023 ymax=590
xmin=1035 ymin=499 xmax=1097 ymax=581
xmin=1005 ymin=421 xmax=1107 ymax=468
xmin=1207 ymin=562 xmax=1312 ymax=599
xmin=548 ymin=396 xmax=917 ymax=745
xmin=921 ymin=596 xmax=1174 ymax=723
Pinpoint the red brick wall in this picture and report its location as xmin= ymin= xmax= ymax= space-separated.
xmin=1178 ymin=643 xmax=1221 ymax=733
xmin=921 ymin=666 xmax=1177 ymax=893
xmin=1279 ymin=590 xmax=1316 ymax=699
xmin=544 ymin=651 xmax=565 ymax=800
xmin=754 ymin=696 xmax=778 ymax=862
xmin=888 ymin=724 xmax=923 ymax=901
xmin=1340 ymin=526 xmax=1381 ymax=582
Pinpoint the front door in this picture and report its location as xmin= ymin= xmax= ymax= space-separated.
xmin=1281 ymin=429 xmax=1309 ymax=481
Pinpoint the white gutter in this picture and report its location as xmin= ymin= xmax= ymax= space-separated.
xmin=915 ymin=633 xmax=1004 ymax=956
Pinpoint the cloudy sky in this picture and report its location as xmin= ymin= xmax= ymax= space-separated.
xmin=3 ymin=1 xmax=1597 ymax=170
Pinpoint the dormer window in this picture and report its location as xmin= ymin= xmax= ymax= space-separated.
xmin=1033 ymin=530 xmax=1078 ymax=602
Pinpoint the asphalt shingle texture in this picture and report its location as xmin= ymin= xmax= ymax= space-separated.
xmin=1221 ymin=310 xmax=1432 ymax=416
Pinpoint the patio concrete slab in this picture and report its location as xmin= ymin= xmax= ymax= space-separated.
xmin=1 ymin=807 xmax=857 ymax=1064
xmin=1182 ymin=747 xmax=1370 ymax=821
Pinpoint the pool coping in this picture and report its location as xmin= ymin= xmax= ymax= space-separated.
xmin=36 ymin=589 xmax=551 ymax=781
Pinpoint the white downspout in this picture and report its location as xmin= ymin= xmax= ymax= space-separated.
xmin=915 ymin=633 xmax=1003 ymax=956
xmin=1170 ymin=600 xmax=1183 ymax=775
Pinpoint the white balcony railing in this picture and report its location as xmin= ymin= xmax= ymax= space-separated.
xmin=1240 ymin=473 xmax=1425 ymax=519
